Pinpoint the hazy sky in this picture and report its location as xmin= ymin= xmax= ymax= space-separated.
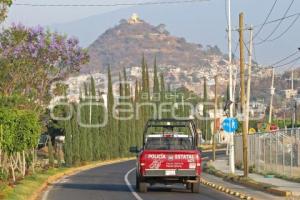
xmin=6 ymin=0 xmax=131 ymax=26
xmin=5 ymin=0 xmax=300 ymax=66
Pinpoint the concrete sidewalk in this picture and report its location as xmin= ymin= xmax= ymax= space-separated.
xmin=211 ymin=157 xmax=300 ymax=196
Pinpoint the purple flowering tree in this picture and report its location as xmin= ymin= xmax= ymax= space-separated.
xmin=0 ymin=23 xmax=89 ymax=107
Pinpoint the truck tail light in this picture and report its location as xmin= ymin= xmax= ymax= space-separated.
xmin=140 ymin=163 xmax=145 ymax=166
xmin=195 ymin=154 xmax=200 ymax=162
xmin=195 ymin=154 xmax=201 ymax=166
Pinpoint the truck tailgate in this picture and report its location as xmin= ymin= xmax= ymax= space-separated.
xmin=140 ymin=150 xmax=201 ymax=177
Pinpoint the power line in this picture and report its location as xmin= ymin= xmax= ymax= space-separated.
xmin=271 ymin=50 xmax=299 ymax=66
xmin=256 ymin=12 xmax=300 ymax=28
xmin=233 ymin=12 xmax=300 ymax=31
xmin=285 ymin=59 xmax=299 ymax=72
xmin=274 ymin=56 xmax=300 ymax=69
xmin=13 ymin=0 xmax=209 ymax=7
xmin=255 ymin=0 xmax=295 ymax=45
xmin=267 ymin=14 xmax=300 ymax=42
xmin=253 ymin=0 xmax=278 ymax=41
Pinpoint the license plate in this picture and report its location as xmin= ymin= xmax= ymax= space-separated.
xmin=189 ymin=163 xmax=196 ymax=169
xmin=165 ymin=170 xmax=176 ymax=176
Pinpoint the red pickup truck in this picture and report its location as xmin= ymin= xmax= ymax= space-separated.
xmin=130 ymin=119 xmax=202 ymax=193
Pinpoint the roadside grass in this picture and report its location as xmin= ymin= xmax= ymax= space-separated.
xmin=258 ymin=171 xmax=300 ymax=184
xmin=234 ymin=161 xmax=300 ymax=184
xmin=1 ymin=167 xmax=67 ymax=200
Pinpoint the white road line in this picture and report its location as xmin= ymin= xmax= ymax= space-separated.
xmin=41 ymin=187 xmax=50 ymax=200
xmin=124 ymin=168 xmax=143 ymax=200
xmin=41 ymin=176 xmax=69 ymax=200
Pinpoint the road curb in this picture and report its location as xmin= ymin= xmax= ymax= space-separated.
xmin=29 ymin=157 xmax=135 ymax=200
xmin=200 ymin=178 xmax=255 ymax=200
xmin=203 ymin=162 xmax=293 ymax=197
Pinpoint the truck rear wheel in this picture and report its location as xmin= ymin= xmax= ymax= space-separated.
xmin=191 ymin=182 xmax=200 ymax=193
xmin=136 ymin=175 xmax=140 ymax=191
xmin=186 ymin=183 xmax=191 ymax=190
xmin=139 ymin=182 xmax=148 ymax=193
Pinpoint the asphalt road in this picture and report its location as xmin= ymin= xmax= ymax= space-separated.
xmin=44 ymin=152 xmax=238 ymax=200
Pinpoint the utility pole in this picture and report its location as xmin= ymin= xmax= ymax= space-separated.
xmin=227 ymin=0 xmax=235 ymax=174
xmin=292 ymin=68 xmax=298 ymax=128
xmin=292 ymin=68 xmax=294 ymax=90
xmin=239 ymin=12 xmax=248 ymax=177
xmin=269 ymin=68 xmax=275 ymax=124
xmin=203 ymin=77 xmax=208 ymax=140
xmin=291 ymin=48 xmax=300 ymax=127
xmin=293 ymin=100 xmax=297 ymax=128
xmin=245 ymin=26 xmax=253 ymax=134
xmin=291 ymin=68 xmax=296 ymax=128
xmin=295 ymin=100 xmax=298 ymax=128
xmin=213 ymin=75 xmax=218 ymax=161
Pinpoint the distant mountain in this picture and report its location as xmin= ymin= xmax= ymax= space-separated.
xmin=50 ymin=3 xmax=223 ymax=49
xmin=81 ymin=15 xmax=226 ymax=73
xmin=48 ymin=1 xmax=300 ymax=65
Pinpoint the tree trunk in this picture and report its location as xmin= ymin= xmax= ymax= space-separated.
xmin=10 ymin=156 xmax=16 ymax=183
xmin=22 ymin=151 xmax=26 ymax=177
xmin=32 ymin=148 xmax=35 ymax=173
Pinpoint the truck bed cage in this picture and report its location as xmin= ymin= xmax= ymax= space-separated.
xmin=142 ymin=118 xmax=199 ymax=147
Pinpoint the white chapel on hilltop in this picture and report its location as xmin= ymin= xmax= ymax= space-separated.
xmin=128 ymin=13 xmax=142 ymax=24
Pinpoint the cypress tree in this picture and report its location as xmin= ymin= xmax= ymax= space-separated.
xmin=153 ymin=57 xmax=160 ymax=119
xmin=135 ymin=80 xmax=139 ymax=107
xmin=160 ymin=73 xmax=166 ymax=119
xmin=145 ymin=63 xmax=150 ymax=100
xmin=71 ymin=105 xmax=80 ymax=165
xmin=134 ymin=80 xmax=140 ymax=146
xmin=90 ymin=77 xmax=101 ymax=161
xmin=141 ymin=54 xmax=147 ymax=92
xmin=118 ymin=72 xmax=126 ymax=157
xmin=81 ymin=83 xmax=93 ymax=161
xmin=141 ymin=56 xmax=149 ymax=127
xmin=123 ymin=68 xmax=134 ymax=152
xmin=64 ymin=117 xmax=73 ymax=166
xmin=98 ymin=93 xmax=106 ymax=160
xmin=160 ymin=73 xmax=165 ymax=92
xmin=86 ymin=84 xmax=93 ymax=161
xmin=79 ymin=84 xmax=89 ymax=162
xmin=153 ymin=56 xmax=159 ymax=93
xmin=107 ymin=66 xmax=115 ymax=159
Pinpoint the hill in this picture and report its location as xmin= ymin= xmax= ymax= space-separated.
xmin=81 ymin=14 xmax=226 ymax=73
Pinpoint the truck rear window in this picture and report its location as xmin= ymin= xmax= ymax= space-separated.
xmin=145 ymin=137 xmax=193 ymax=150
